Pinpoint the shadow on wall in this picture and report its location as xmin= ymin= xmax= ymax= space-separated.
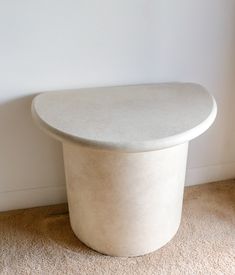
xmin=0 ymin=95 xmax=66 ymax=194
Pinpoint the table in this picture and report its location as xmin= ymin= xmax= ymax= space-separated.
xmin=32 ymin=83 xmax=216 ymax=256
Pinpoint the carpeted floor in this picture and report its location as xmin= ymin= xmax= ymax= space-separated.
xmin=0 ymin=180 xmax=234 ymax=275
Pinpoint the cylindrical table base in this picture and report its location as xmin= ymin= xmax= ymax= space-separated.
xmin=63 ymin=142 xmax=188 ymax=257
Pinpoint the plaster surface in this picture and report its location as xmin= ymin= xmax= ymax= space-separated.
xmin=32 ymin=83 xmax=216 ymax=152
xmin=63 ymin=142 xmax=188 ymax=256
xmin=32 ymin=83 xmax=216 ymax=256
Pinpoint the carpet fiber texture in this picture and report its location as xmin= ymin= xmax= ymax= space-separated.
xmin=0 ymin=180 xmax=234 ymax=275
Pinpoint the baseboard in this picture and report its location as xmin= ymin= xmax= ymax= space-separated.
xmin=186 ymin=161 xmax=235 ymax=186
xmin=0 ymin=162 xmax=234 ymax=212
xmin=0 ymin=185 xmax=67 ymax=212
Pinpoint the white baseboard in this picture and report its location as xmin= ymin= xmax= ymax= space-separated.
xmin=0 ymin=185 xmax=67 ymax=212
xmin=1 ymin=162 xmax=234 ymax=212
xmin=186 ymin=161 xmax=235 ymax=186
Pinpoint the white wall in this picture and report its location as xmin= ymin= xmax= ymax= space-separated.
xmin=0 ymin=0 xmax=235 ymax=211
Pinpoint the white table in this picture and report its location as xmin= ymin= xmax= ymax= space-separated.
xmin=32 ymin=83 xmax=216 ymax=256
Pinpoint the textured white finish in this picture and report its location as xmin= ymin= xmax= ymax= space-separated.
xmin=63 ymin=142 xmax=188 ymax=256
xmin=32 ymin=83 xmax=216 ymax=152
xmin=32 ymin=83 xmax=216 ymax=256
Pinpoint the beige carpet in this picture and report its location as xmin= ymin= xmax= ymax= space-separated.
xmin=0 ymin=180 xmax=234 ymax=275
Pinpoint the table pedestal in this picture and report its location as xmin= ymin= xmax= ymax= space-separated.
xmin=63 ymin=142 xmax=188 ymax=257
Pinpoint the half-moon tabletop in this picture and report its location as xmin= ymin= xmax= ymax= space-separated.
xmin=32 ymin=83 xmax=217 ymax=152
